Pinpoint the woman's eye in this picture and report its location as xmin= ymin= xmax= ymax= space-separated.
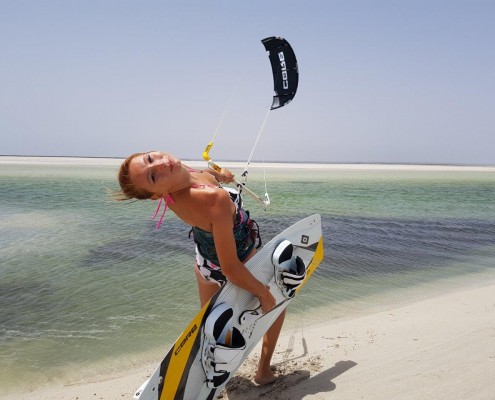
xmin=147 ymin=154 xmax=153 ymax=163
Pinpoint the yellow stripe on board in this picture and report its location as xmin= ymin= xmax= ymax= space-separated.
xmin=296 ymin=236 xmax=324 ymax=293
xmin=160 ymin=299 xmax=212 ymax=400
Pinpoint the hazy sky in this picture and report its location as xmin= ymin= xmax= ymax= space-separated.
xmin=1 ymin=1 xmax=494 ymax=164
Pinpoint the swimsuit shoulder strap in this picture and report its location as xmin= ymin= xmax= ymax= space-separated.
xmin=151 ymin=194 xmax=175 ymax=229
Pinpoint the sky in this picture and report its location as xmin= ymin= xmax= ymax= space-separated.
xmin=1 ymin=0 xmax=494 ymax=164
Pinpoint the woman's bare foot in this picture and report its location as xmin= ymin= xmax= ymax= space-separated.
xmin=254 ymin=366 xmax=278 ymax=385
xmin=255 ymin=311 xmax=285 ymax=385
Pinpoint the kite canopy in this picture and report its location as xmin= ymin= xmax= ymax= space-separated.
xmin=261 ymin=36 xmax=299 ymax=110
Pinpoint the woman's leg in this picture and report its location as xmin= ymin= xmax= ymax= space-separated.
xmin=195 ymin=249 xmax=285 ymax=385
xmin=242 ymin=248 xmax=285 ymax=384
xmin=255 ymin=309 xmax=286 ymax=385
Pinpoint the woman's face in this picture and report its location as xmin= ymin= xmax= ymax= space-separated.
xmin=128 ymin=151 xmax=182 ymax=198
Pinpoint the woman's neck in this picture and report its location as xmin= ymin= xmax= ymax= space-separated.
xmin=166 ymin=164 xmax=193 ymax=196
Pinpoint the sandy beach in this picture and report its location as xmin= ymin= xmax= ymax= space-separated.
xmin=5 ymin=280 xmax=494 ymax=400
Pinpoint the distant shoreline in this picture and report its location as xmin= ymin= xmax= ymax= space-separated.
xmin=1 ymin=155 xmax=494 ymax=171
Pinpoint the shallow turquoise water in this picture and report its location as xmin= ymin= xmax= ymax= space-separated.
xmin=1 ymin=160 xmax=494 ymax=392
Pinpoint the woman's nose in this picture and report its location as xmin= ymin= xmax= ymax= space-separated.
xmin=151 ymin=159 xmax=166 ymax=169
xmin=151 ymin=158 xmax=167 ymax=168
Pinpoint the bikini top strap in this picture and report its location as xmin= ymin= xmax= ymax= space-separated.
xmin=151 ymin=183 xmax=232 ymax=230
xmin=151 ymin=194 xmax=175 ymax=229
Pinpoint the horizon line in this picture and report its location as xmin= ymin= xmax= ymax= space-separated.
xmin=1 ymin=154 xmax=494 ymax=168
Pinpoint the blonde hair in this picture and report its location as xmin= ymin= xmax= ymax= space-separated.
xmin=115 ymin=152 xmax=153 ymax=201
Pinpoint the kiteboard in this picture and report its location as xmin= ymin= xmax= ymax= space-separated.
xmin=134 ymin=214 xmax=324 ymax=400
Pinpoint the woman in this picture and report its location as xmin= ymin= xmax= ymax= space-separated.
xmin=117 ymin=150 xmax=284 ymax=385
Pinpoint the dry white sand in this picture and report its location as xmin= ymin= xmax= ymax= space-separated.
xmin=5 ymin=282 xmax=494 ymax=400
xmin=1 ymin=156 xmax=494 ymax=172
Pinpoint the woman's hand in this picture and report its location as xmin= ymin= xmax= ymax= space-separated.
xmin=210 ymin=191 xmax=275 ymax=312
xmin=258 ymin=286 xmax=276 ymax=313
xmin=220 ymin=168 xmax=235 ymax=184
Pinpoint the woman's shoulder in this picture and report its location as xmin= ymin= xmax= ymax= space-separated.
xmin=209 ymin=186 xmax=233 ymax=207
xmin=186 ymin=184 xmax=228 ymax=208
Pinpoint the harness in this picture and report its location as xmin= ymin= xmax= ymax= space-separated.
xmin=190 ymin=207 xmax=261 ymax=264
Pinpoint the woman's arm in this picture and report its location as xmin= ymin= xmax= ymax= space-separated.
xmin=205 ymin=167 xmax=235 ymax=184
xmin=210 ymin=193 xmax=275 ymax=312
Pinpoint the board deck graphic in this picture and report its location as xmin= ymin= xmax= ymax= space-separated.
xmin=134 ymin=214 xmax=324 ymax=400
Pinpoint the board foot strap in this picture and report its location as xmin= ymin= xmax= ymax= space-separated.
xmin=201 ymin=303 xmax=247 ymax=388
xmin=273 ymin=240 xmax=307 ymax=298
